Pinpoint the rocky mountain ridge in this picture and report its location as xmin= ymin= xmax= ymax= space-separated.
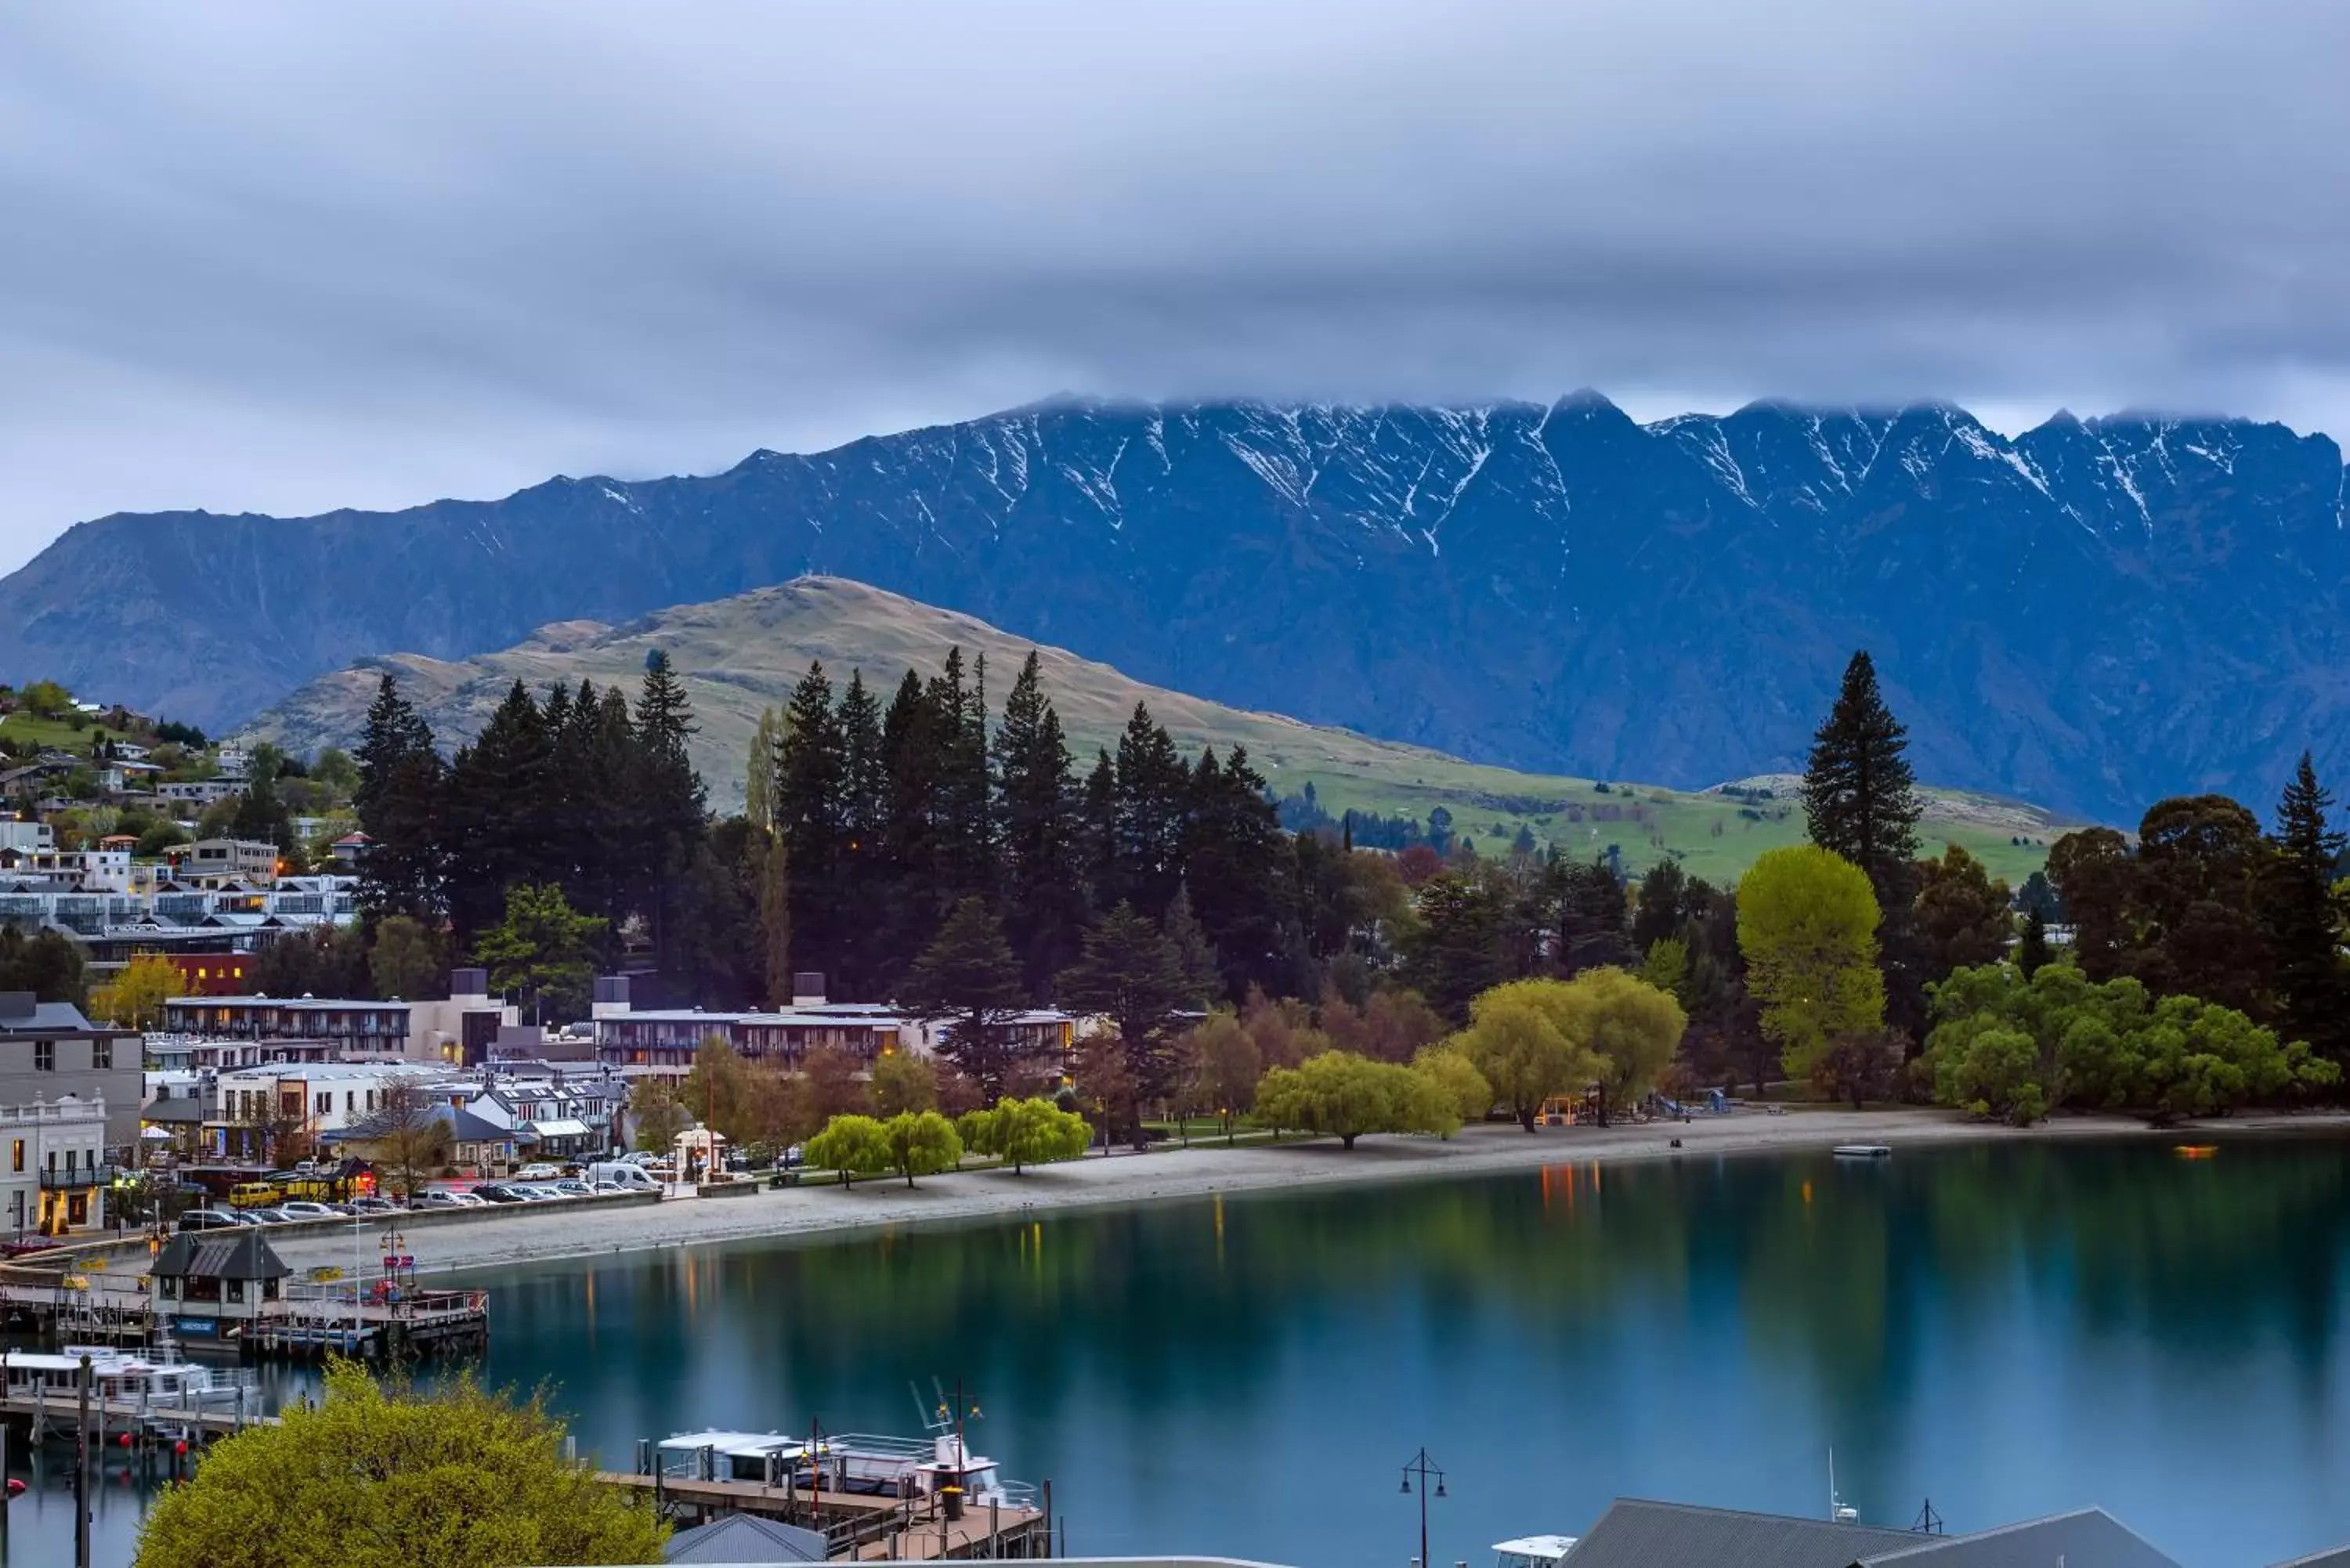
xmin=7 ymin=392 xmax=2345 ymax=820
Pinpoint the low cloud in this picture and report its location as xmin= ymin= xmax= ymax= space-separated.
xmin=1 ymin=0 xmax=2345 ymax=568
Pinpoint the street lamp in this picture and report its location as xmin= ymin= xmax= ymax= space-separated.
xmin=1400 ymin=1448 xmax=1447 ymax=1568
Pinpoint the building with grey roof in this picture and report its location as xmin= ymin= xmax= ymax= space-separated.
xmin=1563 ymin=1498 xmax=2182 ymax=1568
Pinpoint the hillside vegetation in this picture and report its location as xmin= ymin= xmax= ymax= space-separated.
xmin=244 ymin=576 xmax=2071 ymax=883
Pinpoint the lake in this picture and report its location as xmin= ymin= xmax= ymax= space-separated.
xmin=18 ymin=1134 xmax=2350 ymax=1568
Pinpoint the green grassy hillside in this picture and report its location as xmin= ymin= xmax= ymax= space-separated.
xmin=244 ymin=576 xmax=2074 ymax=884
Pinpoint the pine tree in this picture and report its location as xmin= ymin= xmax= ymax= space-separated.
xmin=1801 ymin=650 xmax=1925 ymax=1042
xmin=446 ymin=681 xmax=556 ymax=941
xmin=898 ymin=896 xmax=1030 ymax=1100
xmin=993 ymin=652 xmax=1090 ymax=995
xmin=1801 ymin=651 xmax=1922 ymax=886
xmin=634 ymin=651 xmax=709 ymax=978
xmin=775 ymin=662 xmax=848 ymax=991
xmin=2265 ymin=751 xmax=2348 ymax=1064
xmin=928 ymin=649 xmax=996 ymax=905
xmin=837 ymin=670 xmax=888 ymax=988
xmin=354 ymin=674 xmax=447 ymax=919
xmin=1108 ymin=703 xmax=1188 ymax=917
xmin=1058 ymin=901 xmax=1193 ymax=1100
xmin=1180 ymin=746 xmax=1300 ymax=999
xmin=2017 ymin=907 xmax=2052 ymax=978
xmin=878 ymin=667 xmax=947 ymax=989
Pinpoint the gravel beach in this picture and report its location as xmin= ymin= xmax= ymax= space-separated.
xmin=258 ymin=1106 xmax=2334 ymax=1280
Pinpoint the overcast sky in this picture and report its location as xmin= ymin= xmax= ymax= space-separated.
xmin=2 ymin=0 xmax=2345 ymax=571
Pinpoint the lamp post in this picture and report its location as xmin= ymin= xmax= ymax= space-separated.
xmin=1400 ymin=1448 xmax=1446 ymax=1568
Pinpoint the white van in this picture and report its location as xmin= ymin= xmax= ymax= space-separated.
xmin=587 ymin=1162 xmax=659 ymax=1193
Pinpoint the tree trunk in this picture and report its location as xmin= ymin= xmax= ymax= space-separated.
xmin=1517 ymin=1106 xmax=1537 ymax=1133
xmin=1341 ymin=1133 xmax=1358 ymax=1150
xmin=1595 ymin=1086 xmax=1611 ymax=1128
xmin=904 ymin=1169 xmax=914 ymax=1188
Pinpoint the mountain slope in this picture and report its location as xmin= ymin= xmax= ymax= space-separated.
xmin=242 ymin=576 xmax=2072 ymax=886
xmin=9 ymin=394 xmax=2347 ymax=820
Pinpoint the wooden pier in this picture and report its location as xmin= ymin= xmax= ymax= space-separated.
xmin=0 ymin=1272 xmax=489 ymax=1359
xmin=596 ymin=1470 xmax=1053 ymax=1560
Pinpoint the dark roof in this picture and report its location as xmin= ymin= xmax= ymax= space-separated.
xmin=1569 ymin=1501 xmax=2182 ymax=1568
xmin=152 ymin=1229 xmax=291 ymax=1282
xmin=2267 ymin=1549 xmax=2350 ymax=1568
xmin=139 ymin=1098 xmax=208 ymax=1125
xmin=1860 ymin=1509 xmax=2179 ymax=1568
xmin=1568 ymin=1500 xmax=1921 ymax=1568
xmin=0 ymin=999 xmax=125 ymax=1036
xmin=664 ymin=1513 xmax=828 ymax=1564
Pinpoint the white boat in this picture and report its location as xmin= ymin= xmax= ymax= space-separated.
xmin=656 ymin=1426 xmax=1027 ymax=1508
xmin=3 ymin=1347 xmax=243 ymax=1407
xmin=1493 ymin=1534 xmax=1578 ymax=1568
xmin=1832 ymin=1144 xmax=1893 ymax=1159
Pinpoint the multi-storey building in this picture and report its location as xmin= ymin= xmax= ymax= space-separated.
xmin=0 ymin=994 xmax=140 ymax=1148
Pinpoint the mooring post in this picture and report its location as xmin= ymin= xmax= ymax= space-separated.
xmin=75 ymin=1353 xmax=92 ymax=1568
xmin=1041 ymin=1480 xmax=1053 ymax=1557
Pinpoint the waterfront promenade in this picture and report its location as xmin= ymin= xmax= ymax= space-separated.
xmin=258 ymin=1106 xmax=2341 ymax=1279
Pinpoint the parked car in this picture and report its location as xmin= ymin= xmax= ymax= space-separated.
xmin=244 ymin=1206 xmax=295 ymax=1224
xmin=348 ymin=1196 xmax=399 ymax=1214
xmin=177 ymin=1209 xmax=245 ymax=1232
xmin=514 ymin=1163 xmax=562 ymax=1181
xmin=472 ymin=1184 xmax=528 ymax=1203
xmin=783 ymin=1144 xmax=804 ymax=1169
xmin=551 ymin=1180 xmax=593 ymax=1197
xmin=277 ymin=1201 xmax=338 ymax=1220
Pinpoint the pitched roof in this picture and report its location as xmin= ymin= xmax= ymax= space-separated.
xmin=663 ymin=1512 xmax=828 ymax=1564
xmin=1860 ymin=1509 xmax=2180 ymax=1568
xmin=152 ymin=1228 xmax=291 ymax=1281
xmin=1566 ymin=1500 xmax=1921 ymax=1568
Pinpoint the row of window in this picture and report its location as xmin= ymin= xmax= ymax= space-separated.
xmin=24 ymin=1038 xmax=128 ymax=1072
xmin=8 ymin=1137 xmax=97 ymax=1173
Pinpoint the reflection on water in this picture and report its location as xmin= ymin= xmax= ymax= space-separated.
xmin=14 ymin=1136 xmax=2350 ymax=1567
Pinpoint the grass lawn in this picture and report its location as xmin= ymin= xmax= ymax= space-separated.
xmin=0 ymin=712 xmax=106 ymax=753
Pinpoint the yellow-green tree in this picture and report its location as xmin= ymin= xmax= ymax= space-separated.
xmin=681 ymin=1035 xmax=765 ymax=1143
xmin=627 ymin=1078 xmax=691 ymax=1154
xmin=133 ymin=1360 xmax=665 ymax=1568
xmin=1450 ymin=980 xmax=1599 ymax=1131
xmin=1736 ymin=844 xmax=1885 ymax=1086
xmin=804 ymin=1113 xmax=893 ymax=1186
xmin=91 ymin=952 xmax=179 ymax=1030
xmin=882 ymin=1110 xmax=963 ymax=1187
xmin=1253 ymin=1050 xmax=1452 ymax=1148
xmin=1554 ymin=967 xmax=1687 ymax=1125
xmin=1411 ymin=1046 xmax=1493 ymax=1129
xmin=956 ymin=1097 xmax=1091 ymax=1173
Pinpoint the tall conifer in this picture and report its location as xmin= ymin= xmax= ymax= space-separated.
xmin=2266 ymin=751 xmax=2348 ymax=1065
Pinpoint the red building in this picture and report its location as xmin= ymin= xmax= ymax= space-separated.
xmin=157 ymin=952 xmax=255 ymax=996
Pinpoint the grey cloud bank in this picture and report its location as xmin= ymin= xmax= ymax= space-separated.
xmin=1 ymin=0 xmax=2345 ymax=569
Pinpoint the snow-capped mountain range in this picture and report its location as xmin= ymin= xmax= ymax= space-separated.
xmin=7 ymin=392 xmax=2345 ymax=822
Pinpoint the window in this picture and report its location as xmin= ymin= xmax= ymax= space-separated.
xmin=33 ymin=1040 xmax=52 ymax=1072
xmin=345 ymin=1092 xmax=355 ymax=1115
xmin=314 ymin=1092 xmax=330 ymax=1115
xmin=45 ymin=1150 xmax=55 ymax=1174
xmin=8 ymin=1140 xmax=17 ymax=1172
xmin=226 ymin=1278 xmax=244 ymax=1304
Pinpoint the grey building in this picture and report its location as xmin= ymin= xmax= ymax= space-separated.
xmin=1562 ymin=1500 xmax=2182 ymax=1568
xmin=0 ymin=993 xmax=141 ymax=1148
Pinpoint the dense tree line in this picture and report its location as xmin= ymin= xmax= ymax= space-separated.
xmin=353 ymin=656 xmax=768 ymax=1006
xmin=762 ymin=649 xmax=1311 ymax=1007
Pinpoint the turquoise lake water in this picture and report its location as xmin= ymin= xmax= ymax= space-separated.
xmin=21 ymin=1135 xmax=2350 ymax=1567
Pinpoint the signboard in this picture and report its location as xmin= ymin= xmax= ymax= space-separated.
xmin=174 ymin=1316 xmax=219 ymax=1339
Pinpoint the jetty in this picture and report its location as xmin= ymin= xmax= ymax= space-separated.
xmin=0 ymin=1225 xmax=488 ymax=1359
xmin=597 ymin=1469 xmax=1052 ymax=1559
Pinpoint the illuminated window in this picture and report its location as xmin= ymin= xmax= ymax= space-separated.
xmin=9 ymin=1140 xmax=19 ymax=1172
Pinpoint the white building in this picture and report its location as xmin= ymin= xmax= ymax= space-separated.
xmin=0 ymin=1096 xmax=110 ymax=1237
xmin=0 ymin=822 xmax=53 ymax=854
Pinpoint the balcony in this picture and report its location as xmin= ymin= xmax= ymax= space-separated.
xmin=40 ymin=1162 xmax=116 ymax=1190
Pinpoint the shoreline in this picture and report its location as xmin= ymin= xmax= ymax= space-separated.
xmin=261 ymin=1106 xmax=2350 ymax=1281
